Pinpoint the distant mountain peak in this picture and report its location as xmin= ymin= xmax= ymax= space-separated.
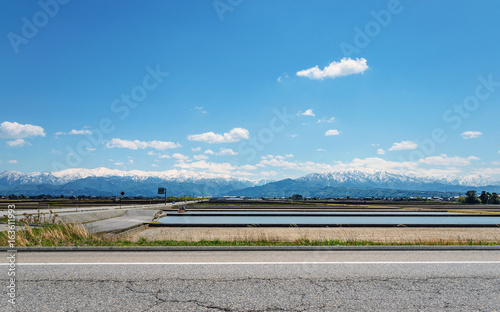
xmin=1 ymin=167 xmax=498 ymax=197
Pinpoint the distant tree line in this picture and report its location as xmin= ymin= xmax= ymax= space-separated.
xmin=460 ymin=191 xmax=500 ymax=204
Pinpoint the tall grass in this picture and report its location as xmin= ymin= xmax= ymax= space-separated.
xmin=1 ymin=224 xmax=498 ymax=247
xmin=0 ymin=224 xmax=105 ymax=247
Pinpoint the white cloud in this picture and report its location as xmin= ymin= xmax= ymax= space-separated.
xmin=461 ymin=131 xmax=482 ymax=139
xmin=298 ymin=109 xmax=315 ymax=117
xmin=174 ymin=160 xmax=252 ymax=175
xmin=158 ymin=154 xmax=171 ymax=159
xmin=51 ymin=149 xmax=62 ymax=154
xmin=473 ymin=167 xmax=500 ymax=176
xmin=260 ymin=171 xmax=278 ymax=177
xmin=174 ymin=160 xmax=236 ymax=173
xmin=193 ymin=154 xmax=209 ymax=160
xmin=85 ymin=147 xmax=96 ymax=152
xmin=7 ymin=160 xmax=18 ymax=164
xmin=240 ymin=164 xmax=258 ymax=170
xmin=277 ymin=73 xmax=289 ymax=83
xmin=419 ymin=154 xmax=480 ymax=166
xmin=344 ymin=157 xmax=417 ymax=170
xmin=316 ymin=117 xmax=335 ymax=123
xmin=296 ymin=57 xmax=368 ymax=80
xmin=287 ymin=134 xmax=299 ymax=138
xmin=142 ymin=141 xmax=180 ymax=150
xmin=259 ymin=155 xmax=336 ymax=173
xmin=325 ymin=129 xmax=341 ymax=136
xmin=231 ymin=171 xmax=257 ymax=177
xmin=388 ymin=140 xmax=418 ymax=151
xmin=285 ymin=154 xmax=294 ymax=158
xmin=217 ymin=148 xmax=238 ymax=156
xmin=128 ymin=159 xmax=134 ymax=164
xmin=152 ymin=164 xmax=158 ymax=167
xmin=69 ymin=129 xmax=92 ymax=135
xmin=377 ymin=148 xmax=386 ymax=155
xmin=55 ymin=129 xmax=92 ymax=136
xmin=261 ymin=154 xmax=284 ymax=160
xmin=7 ymin=139 xmax=30 ymax=147
xmin=492 ymin=161 xmax=500 ymax=166
xmin=114 ymin=162 xmax=124 ymax=166
xmin=316 ymin=148 xmax=326 ymax=152
xmin=187 ymin=128 xmax=249 ymax=144
xmin=204 ymin=149 xmax=215 ymax=155
xmin=172 ymin=153 xmax=189 ymax=160
xmin=0 ymin=121 xmax=45 ymax=139
xmin=191 ymin=147 xmax=201 ymax=152
xmin=106 ymin=138 xmax=181 ymax=151
xmin=191 ymin=106 xmax=208 ymax=113
xmin=411 ymin=167 xmax=464 ymax=177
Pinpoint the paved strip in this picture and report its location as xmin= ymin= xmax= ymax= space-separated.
xmin=6 ymin=259 xmax=500 ymax=311
xmin=7 ymin=250 xmax=500 ymax=263
xmin=148 ymin=222 xmax=500 ymax=227
xmin=4 ymin=245 xmax=500 ymax=252
xmin=4 ymin=261 xmax=500 ymax=266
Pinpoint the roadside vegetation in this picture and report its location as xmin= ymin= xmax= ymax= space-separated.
xmin=1 ymin=223 xmax=498 ymax=247
xmin=459 ymin=191 xmax=500 ymax=204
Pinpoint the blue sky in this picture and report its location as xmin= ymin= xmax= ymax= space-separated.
xmin=1 ymin=0 xmax=499 ymax=181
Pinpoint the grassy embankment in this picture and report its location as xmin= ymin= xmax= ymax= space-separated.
xmin=1 ymin=223 xmax=499 ymax=247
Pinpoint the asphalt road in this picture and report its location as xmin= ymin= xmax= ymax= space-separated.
xmin=3 ymin=250 xmax=500 ymax=311
xmin=82 ymin=209 xmax=158 ymax=233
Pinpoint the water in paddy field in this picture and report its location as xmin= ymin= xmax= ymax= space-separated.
xmin=157 ymin=211 xmax=500 ymax=226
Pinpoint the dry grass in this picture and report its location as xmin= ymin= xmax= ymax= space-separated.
xmin=2 ymin=224 xmax=499 ymax=247
xmin=0 ymin=223 xmax=113 ymax=247
xmin=326 ymin=204 xmax=400 ymax=209
xmin=448 ymin=210 xmax=500 ymax=215
xmin=124 ymin=227 xmax=500 ymax=245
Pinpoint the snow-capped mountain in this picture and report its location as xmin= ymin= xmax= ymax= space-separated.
xmin=0 ymin=167 xmax=256 ymax=185
xmin=0 ymin=168 xmax=263 ymax=196
xmin=296 ymin=168 xmax=500 ymax=188
xmin=228 ymin=168 xmax=500 ymax=198
xmin=0 ymin=167 xmax=498 ymax=197
xmin=0 ymin=171 xmax=63 ymax=186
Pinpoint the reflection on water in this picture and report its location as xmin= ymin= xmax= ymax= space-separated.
xmin=165 ymin=211 xmax=463 ymax=216
xmin=158 ymin=215 xmax=500 ymax=225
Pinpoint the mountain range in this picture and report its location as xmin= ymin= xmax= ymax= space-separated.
xmin=1 ymin=167 xmax=499 ymax=197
